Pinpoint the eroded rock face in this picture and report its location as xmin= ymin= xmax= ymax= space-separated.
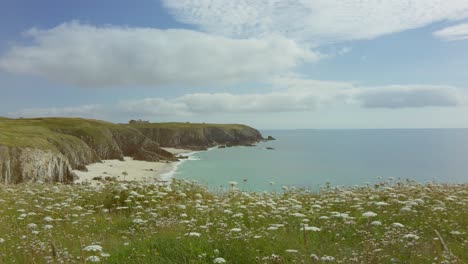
xmin=135 ymin=126 xmax=263 ymax=149
xmin=0 ymin=146 xmax=76 ymax=184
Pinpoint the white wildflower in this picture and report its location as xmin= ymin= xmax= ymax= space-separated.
xmin=321 ymin=255 xmax=335 ymax=262
xmin=27 ymin=223 xmax=38 ymax=229
xmin=392 ymin=222 xmax=405 ymax=228
xmin=132 ymin=218 xmax=146 ymax=224
xmin=228 ymin=181 xmax=238 ymax=186
xmin=285 ymin=249 xmax=298 ymax=253
xmin=86 ymin=256 xmax=101 ymax=262
xmin=375 ymin=201 xmax=389 ymax=206
xmin=301 ymin=226 xmax=321 ymax=232
xmin=403 ymin=234 xmax=419 ymax=240
xmin=213 ymin=257 xmax=227 ymax=263
xmin=83 ymin=245 xmax=103 ymax=252
xmin=362 ymin=211 xmax=377 ymax=218
xmin=185 ymin=232 xmax=201 ymax=237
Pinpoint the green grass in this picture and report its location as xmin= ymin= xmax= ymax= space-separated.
xmin=126 ymin=122 xmax=250 ymax=130
xmin=0 ymin=179 xmax=466 ymax=263
xmin=0 ymin=117 xmax=257 ymax=150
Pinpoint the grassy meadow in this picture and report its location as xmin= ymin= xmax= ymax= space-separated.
xmin=0 ymin=179 xmax=466 ymax=263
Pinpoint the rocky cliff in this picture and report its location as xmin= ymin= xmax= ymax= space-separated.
xmin=0 ymin=118 xmax=262 ymax=184
xmin=129 ymin=123 xmax=263 ymax=149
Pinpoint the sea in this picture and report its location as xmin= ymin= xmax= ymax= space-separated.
xmin=170 ymin=129 xmax=468 ymax=192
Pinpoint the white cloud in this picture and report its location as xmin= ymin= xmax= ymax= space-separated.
xmin=0 ymin=21 xmax=317 ymax=87
xmin=163 ymin=0 xmax=468 ymax=43
xmin=355 ymin=85 xmax=463 ymax=108
xmin=6 ymin=79 xmax=465 ymax=119
xmin=433 ymin=22 xmax=468 ymax=41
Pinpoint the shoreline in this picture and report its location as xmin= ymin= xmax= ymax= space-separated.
xmin=73 ymin=148 xmax=193 ymax=184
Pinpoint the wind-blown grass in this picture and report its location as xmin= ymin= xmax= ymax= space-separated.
xmin=0 ymin=179 xmax=466 ymax=263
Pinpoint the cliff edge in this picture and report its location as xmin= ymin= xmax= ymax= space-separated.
xmin=0 ymin=118 xmax=262 ymax=184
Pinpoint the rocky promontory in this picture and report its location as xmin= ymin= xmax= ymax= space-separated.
xmin=0 ymin=118 xmax=263 ymax=184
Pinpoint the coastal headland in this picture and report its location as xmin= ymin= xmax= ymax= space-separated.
xmin=0 ymin=117 xmax=263 ymax=184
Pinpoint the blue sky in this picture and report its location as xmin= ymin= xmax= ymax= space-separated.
xmin=1 ymin=0 xmax=468 ymax=129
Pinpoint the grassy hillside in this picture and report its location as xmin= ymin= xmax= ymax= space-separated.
xmin=126 ymin=122 xmax=252 ymax=130
xmin=0 ymin=117 xmax=116 ymax=150
xmin=0 ymin=118 xmax=261 ymax=150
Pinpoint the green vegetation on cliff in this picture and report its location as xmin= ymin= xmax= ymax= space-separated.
xmin=0 ymin=117 xmax=263 ymax=184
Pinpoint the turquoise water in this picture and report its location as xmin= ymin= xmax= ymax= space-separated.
xmin=174 ymin=129 xmax=468 ymax=192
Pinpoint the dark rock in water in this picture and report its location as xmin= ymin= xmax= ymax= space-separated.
xmin=266 ymin=147 xmax=275 ymax=150
xmin=177 ymin=155 xmax=189 ymax=160
xmin=92 ymin=176 xmax=103 ymax=181
xmin=266 ymin=136 xmax=276 ymax=141
xmin=218 ymin=145 xmax=226 ymax=148
xmin=226 ymin=144 xmax=233 ymax=147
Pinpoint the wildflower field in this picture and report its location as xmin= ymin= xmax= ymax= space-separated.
xmin=0 ymin=179 xmax=466 ymax=263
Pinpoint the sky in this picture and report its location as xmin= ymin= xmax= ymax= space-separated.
xmin=1 ymin=0 xmax=468 ymax=129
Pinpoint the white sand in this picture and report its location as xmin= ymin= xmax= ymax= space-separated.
xmin=73 ymin=148 xmax=192 ymax=184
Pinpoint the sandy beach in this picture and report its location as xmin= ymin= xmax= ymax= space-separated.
xmin=73 ymin=148 xmax=192 ymax=184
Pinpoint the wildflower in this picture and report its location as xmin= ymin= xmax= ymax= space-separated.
xmin=400 ymin=207 xmax=412 ymax=212
xmin=83 ymin=245 xmax=103 ymax=252
xmin=375 ymin=201 xmax=389 ymax=206
xmin=362 ymin=211 xmax=377 ymax=218
xmin=310 ymin=254 xmax=319 ymax=261
xmin=392 ymin=222 xmax=405 ymax=228
xmin=100 ymin=252 xmax=110 ymax=257
xmin=132 ymin=218 xmax=146 ymax=224
xmin=321 ymin=255 xmax=335 ymax=262
xmin=44 ymin=216 xmax=54 ymax=222
xmin=228 ymin=181 xmax=238 ymax=186
xmin=213 ymin=257 xmax=227 ymax=263
xmin=230 ymin=228 xmax=241 ymax=232
xmin=177 ymin=204 xmax=186 ymax=210
xmin=403 ymin=234 xmax=419 ymax=240
xmin=86 ymin=256 xmax=101 ymax=262
xmin=285 ymin=249 xmax=298 ymax=253
xmin=27 ymin=223 xmax=38 ymax=229
xmin=0 ymin=238 xmax=4 ymax=243
xmin=301 ymin=226 xmax=321 ymax=232
xmin=291 ymin=212 xmax=306 ymax=217
xmin=43 ymin=225 xmax=53 ymax=230
xmin=371 ymin=221 xmax=382 ymax=226
xmin=185 ymin=232 xmax=201 ymax=237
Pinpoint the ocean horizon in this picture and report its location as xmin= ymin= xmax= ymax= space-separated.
xmin=173 ymin=128 xmax=468 ymax=192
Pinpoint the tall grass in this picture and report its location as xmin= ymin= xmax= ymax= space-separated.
xmin=0 ymin=179 xmax=466 ymax=263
